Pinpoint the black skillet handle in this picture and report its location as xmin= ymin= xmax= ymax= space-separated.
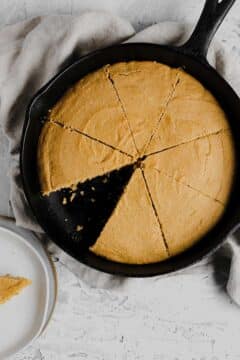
xmin=180 ymin=0 xmax=235 ymax=60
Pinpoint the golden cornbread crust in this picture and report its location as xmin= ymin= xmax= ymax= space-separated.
xmin=0 ymin=275 xmax=31 ymax=304
xmin=90 ymin=169 xmax=169 ymax=264
xmin=37 ymin=61 xmax=235 ymax=264
xmin=37 ymin=122 xmax=134 ymax=195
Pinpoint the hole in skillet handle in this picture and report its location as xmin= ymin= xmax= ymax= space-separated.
xmin=178 ymin=0 xmax=236 ymax=62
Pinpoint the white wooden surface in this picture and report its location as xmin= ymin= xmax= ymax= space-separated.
xmin=0 ymin=0 xmax=240 ymax=359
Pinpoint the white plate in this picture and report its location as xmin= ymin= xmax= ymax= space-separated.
xmin=0 ymin=222 xmax=54 ymax=358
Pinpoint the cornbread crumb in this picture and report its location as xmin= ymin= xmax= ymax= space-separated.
xmin=76 ymin=225 xmax=83 ymax=231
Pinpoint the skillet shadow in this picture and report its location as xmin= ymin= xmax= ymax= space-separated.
xmin=48 ymin=243 xmax=134 ymax=291
xmin=210 ymin=228 xmax=240 ymax=292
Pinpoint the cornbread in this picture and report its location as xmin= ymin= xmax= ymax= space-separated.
xmin=48 ymin=67 xmax=137 ymax=156
xmin=107 ymin=61 xmax=180 ymax=154
xmin=38 ymin=61 xmax=234 ymax=263
xmin=145 ymin=70 xmax=230 ymax=155
xmin=90 ymin=169 xmax=169 ymax=264
xmin=0 ymin=275 xmax=31 ymax=304
xmin=38 ymin=122 xmax=133 ymax=195
xmin=144 ymin=130 xmax=234 ymax=204
xmin=143 ymin=164 xmax=224 ymax=257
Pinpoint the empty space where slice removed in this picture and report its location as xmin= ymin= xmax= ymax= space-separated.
xmin=48 ymin=67 xmax=136 ymax=157
xmin=145 ymin=69 xmax=230 ymax=155
xmin=50 ymin=163 xmax=135 ymax=249
xmin=90 ymin=168 xmax=169 ymax=264
xmin=142 ymin=166 xmax=224 ymax=257
xmin=108 ymin=61 xmax=179 ymax=155
xmin=38 ymin=122 xmax=134 ymax=195
xmin=144 ymin=130 xmax=235 ymax=204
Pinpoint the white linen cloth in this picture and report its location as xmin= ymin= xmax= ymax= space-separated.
xmin=1 ymin=12 xmax=240 ymax=304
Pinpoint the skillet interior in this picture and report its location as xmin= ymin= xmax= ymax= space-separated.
xmin=21 ymin=43 xmax=240 ymax=276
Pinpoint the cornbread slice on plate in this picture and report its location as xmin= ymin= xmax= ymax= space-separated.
xmin=144 ymin=130 xmax=234 ymax=204
xmin=48 ymin=67 xmax=137 ymax=156
xmin=0 ymin=275 xmax=31 ymax=304
xmin=90 ymin=168 xmax=169 ymax=264
xmin=108 ymin=61 xmax=179 ymax=154
xmin=38 ymin=122 xmax=134 ymax=195
xmin=0 ymin=224 xmax=50 ymax=359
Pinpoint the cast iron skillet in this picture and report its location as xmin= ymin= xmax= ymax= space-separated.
xmin=21 ymin=0 xmax=240 ymax=276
